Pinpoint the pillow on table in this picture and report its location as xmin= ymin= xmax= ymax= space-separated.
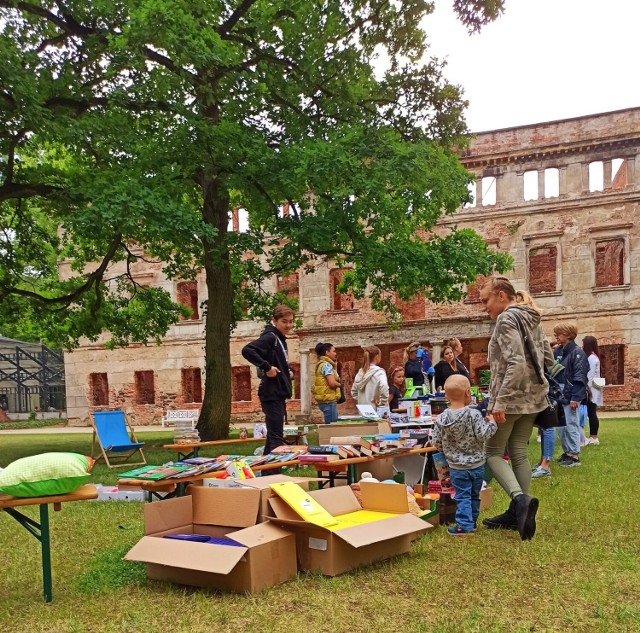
xmin=0 ymin=452 xmax=95 ymax=498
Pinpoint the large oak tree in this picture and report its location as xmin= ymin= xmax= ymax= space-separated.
xmin=0 ymin=0 xmax=509 ymax=439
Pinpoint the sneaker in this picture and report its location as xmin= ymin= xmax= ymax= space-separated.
xmin=482 ymin=504 xmax=518 ymax=531
xmin=556 ymin=452 xmax=569 ymax=463
xmin=559 ymin=456 xmax=581 ymax=467
xmin=447 ymin=525 xmax=475 ymax=537
xmin=531 ymin=466 xmax=551 ymax=478
xmin=586 ymin=437 xmax=600 ymax=446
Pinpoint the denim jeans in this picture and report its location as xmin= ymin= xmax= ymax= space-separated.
xmin=541 ymin=427 xmax=556 ymax=461
xmin=449 ymin=465 xmax=485 ymax=532
xmin=318 ymin=402 xmax=338 ymax=424
xmin=557 ymin=404 xmax=581 ymax=455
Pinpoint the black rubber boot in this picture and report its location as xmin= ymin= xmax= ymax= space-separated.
xmin=482 ymin=499 xmax=518 ymax=531
xmin=514 ymin=494 xmax=539 ymax=541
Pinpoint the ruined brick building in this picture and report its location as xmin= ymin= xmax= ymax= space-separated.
xmin=64 ymin=108 xmax=640 ymax=425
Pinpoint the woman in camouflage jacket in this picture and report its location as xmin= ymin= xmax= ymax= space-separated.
xmin=478 ymin=277 xmax=554 ymax=541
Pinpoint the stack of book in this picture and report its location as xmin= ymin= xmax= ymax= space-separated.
xmin=298 ymin=444 xmax=361 ymax=463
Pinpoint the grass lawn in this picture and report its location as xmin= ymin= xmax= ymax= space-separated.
xmin=1 ymin=419 xmax=639 ymax=632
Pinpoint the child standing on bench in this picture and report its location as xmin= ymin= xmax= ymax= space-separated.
xmin=430 ymin=375 xmax=497 ymax=536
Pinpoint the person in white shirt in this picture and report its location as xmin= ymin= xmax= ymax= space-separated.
xmin=351 ymin=345 xmax=389 ymax=408
xmin=582 ymin=335 xmax=603 ymax=445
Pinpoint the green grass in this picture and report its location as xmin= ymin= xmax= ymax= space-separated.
xmin=1 ymin=420 xmax=639 ymax=632
xmin=0 ymin=418 xmax=68 ymax=430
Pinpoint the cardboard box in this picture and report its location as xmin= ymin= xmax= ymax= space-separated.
xmin=438 ymin=486 xmax=494 ymax=524
xmin=203 ymin=474 xmax=313 ymax=522
xmin=125 ymin=487 xmax=297 ymax=593
xmin=479 ymin=486 xmax=493 ymax=511
xmin=268 ymin=482 xmax=432 ymax=576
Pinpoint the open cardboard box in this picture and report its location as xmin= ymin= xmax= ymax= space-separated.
xmin=125 ymin=486 xmax=297 ymax=593
xmin=202 ymin=474 xmax=315 ymax=523
xmin=268 ymin=481 xmax=433 ymax=576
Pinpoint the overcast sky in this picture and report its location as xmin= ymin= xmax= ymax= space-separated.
xmin=422 ymin=0 xmax=640 ymax=132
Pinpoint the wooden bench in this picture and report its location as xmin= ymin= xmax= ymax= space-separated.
xmin=161 ymin=409 xmax=199 ymax=429
xmin=0 ymin=485 xmax=98 ymax=602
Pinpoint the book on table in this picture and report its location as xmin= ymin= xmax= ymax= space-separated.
xmin=307 ymin=445 xmax=339 ymax=455
xmin=118 ymin=464 xmax=194 ymax=480
xmin=298 ymin=454 xmax=342 ymax=463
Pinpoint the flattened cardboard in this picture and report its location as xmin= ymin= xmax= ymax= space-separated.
xmin=359 ymin=481 xmax=410 ymax=514
xmin=144 ymin=495 xmax=193 ymax=535
xmin=191 ymin=486 xmax=261 ymax=527
xmin=309 ymin=485 xmax=361 ymax=516
xmin=125 ymin=536 xmax=247 ymax=575
xmin=333 ymin=514 xmax=428 ymax=548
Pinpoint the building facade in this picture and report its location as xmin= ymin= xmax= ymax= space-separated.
xmin=64 ymin=108 xmax=640 ymax=425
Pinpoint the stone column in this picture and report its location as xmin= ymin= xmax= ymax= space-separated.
xmin=603 ymin=160 xmax=612 ymax=189
xmin=537 ymin=169 xmax=545 ymax=200
xmin=581 ymin=162 xmax=590 ymax=192
xmin=299 ymin=349 xmax=312 ymax=416
xmin=475 ymin=178 xmax=483 ymax=207
xmin=559 ymin=166 xmax=567 ymax=196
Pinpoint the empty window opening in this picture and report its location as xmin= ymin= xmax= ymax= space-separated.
xmin=330 ymin=268 xmax=355 ymax=311
xmin=181 ymin=367 xmax=202 ymax=403
xmin=481 ymin=177 xmax=496 ymax=206
xmin=463 ymin=181 xmax=476 ymax=208
xmin=528 ymin=246 xmax=558 ymax=293
xmin=232 ymin=366 xmax=252 ymax=402
xmin=544 ymin=168 xmax=559 ymax=198
xmin=89 ymin=373 xmax=109 ymax=407
xmin=589 ymin=161 xmax=604 ymax=192
xmin=177 ymin=281 xmax=199 ymax=320
xmin=595 ymin=239 xmax=624 ymax=287
xmin=134 ymin=371 xmax=155 ymax=405
xmin=276 ymin=272 xmax=299 ymax=301
xmin=523 ymin=170 xmax=538 ymax=201
xmin=599 ymin=344 xmax=625 ymax=385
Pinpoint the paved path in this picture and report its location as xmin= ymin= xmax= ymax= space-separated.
xmin=0 ymin=411 xmax=637 ymax=435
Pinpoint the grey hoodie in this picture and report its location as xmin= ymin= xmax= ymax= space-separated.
xmin=431 ymin=407 xmax=497 ymax=469
xmin=350 ymin=365 xmax=389 ymax=407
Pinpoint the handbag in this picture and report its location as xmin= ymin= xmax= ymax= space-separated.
xmin=337 ymin=384 xmax=346 ymax=404
xmin=510 ymin=312 xmax=563 ymax=429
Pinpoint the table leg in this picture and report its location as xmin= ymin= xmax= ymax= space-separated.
xmin=347 ymin=464 xmax=357 ymax=485
xmin=39 ymin=504 xmax=52 ymax=603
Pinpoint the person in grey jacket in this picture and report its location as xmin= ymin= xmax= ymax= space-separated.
xmin=479 ymin=276 xmax=555 ymax=540
xmin=431 ymin=375 xmax=497 ymax=536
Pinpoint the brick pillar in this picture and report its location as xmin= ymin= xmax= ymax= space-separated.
xmin=559 ymin=166 xmax=567 ymax=196
xmin=232 ymin=208 xmax=240 ymax=232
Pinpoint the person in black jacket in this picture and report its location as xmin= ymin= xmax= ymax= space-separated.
xmin=434 ymin=345 xmax=460 ymax=392
xmin=553 ymin=323 xmax=588 ymax=467
xmin=445 ymin=337 xmax=471 ymax=381
xmin=403 ymin=342 xmax=425 ymax=389
xmin=241 ymin=305 xmax=295 ymax=456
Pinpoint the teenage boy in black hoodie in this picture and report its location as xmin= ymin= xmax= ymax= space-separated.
xmin=242 ymin=305 xmax=295 ymax=457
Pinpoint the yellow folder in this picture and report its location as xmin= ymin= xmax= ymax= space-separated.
xmin=269 ymin=482 xmax=338 ymax=528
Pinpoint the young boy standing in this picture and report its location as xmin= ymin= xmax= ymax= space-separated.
xmin=430 ymin=375 xmax=498 ymax=536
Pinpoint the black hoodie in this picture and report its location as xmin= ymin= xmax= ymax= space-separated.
xmin=241 ymin=324 xmax=292 ymax=401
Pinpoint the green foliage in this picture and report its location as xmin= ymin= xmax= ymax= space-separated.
xmin=0 ymin=1 xmax=511 ymax=436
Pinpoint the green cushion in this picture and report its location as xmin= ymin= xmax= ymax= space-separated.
xmin=0 ymin=453 xmax=95 ymax=498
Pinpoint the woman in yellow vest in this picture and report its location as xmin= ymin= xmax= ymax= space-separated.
xmin=313 ymin=342 xmax=341 ymax=424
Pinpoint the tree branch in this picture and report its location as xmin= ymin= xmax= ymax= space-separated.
xmin=217 ymin=0 xmax=260 ymax=35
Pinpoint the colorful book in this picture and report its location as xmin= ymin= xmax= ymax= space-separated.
xmin=298 ymin=454 xmax=342 ymax=463
xmin=307 ymin=445 xmax=339 ymax=455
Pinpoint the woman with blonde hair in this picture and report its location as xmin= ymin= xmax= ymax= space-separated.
xmin=444 ymin=337 xmax=470 ymax=381
xmin=351 ymin=345 xmax=389 ymax=408
xmin=433 ymin=345 xmax=459 ymax=392
xmin=479 ymin=276 xmax=554 ymax=540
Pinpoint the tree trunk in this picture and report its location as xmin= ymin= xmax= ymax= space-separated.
xmin=197 ymin=173 xmax=233 ymax=440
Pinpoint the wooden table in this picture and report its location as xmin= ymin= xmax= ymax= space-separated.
xmin=311 ymin=446 xmax=436 ymax=487
xmin=0 ymin=485 xmax=98 ymax=602
xmin=164 ymin=433 xmax=307 ymax=460
xmin=118 ymin=460 xmax=301 ymax=500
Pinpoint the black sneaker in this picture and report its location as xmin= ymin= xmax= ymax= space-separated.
xmin=482 ymin=502 xmax=518 ymax=531
xmin=559 ymin=456 xmax=581 ymax=467
xmin=556 ymin=452 xmax=569 ymax=463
